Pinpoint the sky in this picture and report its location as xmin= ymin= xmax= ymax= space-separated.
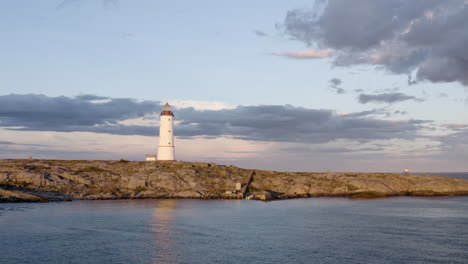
xmin=1 ymin=0 xmax=467 ymax=172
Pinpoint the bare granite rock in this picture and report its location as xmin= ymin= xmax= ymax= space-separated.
xmin=0 ymin=159 xmax=467 ymax=202
xmin=0 ymin=187 xmax=47 ymax=202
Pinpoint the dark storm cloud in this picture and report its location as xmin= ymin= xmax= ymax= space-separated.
xmin=328 ymin=78 xmax=345 ymax=94
xmin=0 ymin=94 xmax=161 ymax=135
xmin=0 ymin=94 xmax=431 ymax=144
xmin=280 ymin=0 xmax=468 ymax=85
xmin=358 ymin=93 xmax=424 ymax=104
xmin=175 ymin=104 xmax=430 ymax=143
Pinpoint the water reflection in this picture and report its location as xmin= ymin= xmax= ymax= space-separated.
xmin=1 ymin=198 xmax=468 ymax=264
xmin=151 ymin=200 xmax=178 ymax=264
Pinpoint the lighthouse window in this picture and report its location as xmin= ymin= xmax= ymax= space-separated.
xmin=168 ymin=130 xmax=171 ymax=132
xmin=168 ymin=142 xmax=171 ymax=145
xmin=168 ymin=119 xmax=171 ymax=121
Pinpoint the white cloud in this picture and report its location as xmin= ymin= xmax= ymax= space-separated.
xmin=167 ymin=100 xmax=237 ymax=111
xmin=271 ymin=49 xmax=333 ymax=59
xmin=0 ymin=129 xmax=273 ymax=163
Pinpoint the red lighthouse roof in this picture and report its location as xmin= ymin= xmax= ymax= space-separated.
xmin=161 ymin=102 xmax=174 ymax=116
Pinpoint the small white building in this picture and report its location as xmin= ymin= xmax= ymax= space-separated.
xmin=235 ymin=182 xmax=242 ymax=191
xmin=146 ymin=155 xmax=157 ymax=162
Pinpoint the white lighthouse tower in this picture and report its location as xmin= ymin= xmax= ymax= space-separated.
xmin=157 ymin=103 xmax=175 ymax=161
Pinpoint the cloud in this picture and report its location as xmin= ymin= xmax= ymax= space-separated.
xmin=332 ymin=87 xmax=345 ymax=94
xmin=57 ymin=0 xmax=118 ymax=9
xmin=0 ymin=94 xmax=161 ymax=135
xmin=175 ymin=105 xmax=430 ymax=144
xmin=339 ymin=108 xmax=387 ymax=118
xmin=329 ymin=78 xmax=342 ymax=87
xmin=0 ymin=140 xmax=46 ymax=147
xmin=358 ymin=92 xmax=424 ymax=104
xmin=253 ymin=30 xmax=268 ymax=37
xmin=75 ymin=94 xmax=110 ymax=101
xmin=57 ymin=0 xmax=81 ymax=9
xmin=0 ymin=94 xmax=431 ymax=144
xmin=102 ymin=0 xmax=118 ymax=8
xmin=434 ymin=128 xmax=468 ymax=162
xmin=407 ymin=75 xmax=418 ymax=86
xmin=393 ymin=110 xmax=407 ymax=115
xmin=329 ymin=78 xmax=345 ymax=94
xmin=279 ymin=0 xmax=468 ymax=85
xmin=271 ymin=49 xmax=333 ymax=59
xmin=375 ymin=87 xmax=400 ymax=93
xmin=280 ymin=145 xmax=385 ymax=154
xmin=170 ymin=100 xmax=236 ymax=111
xmin=444 ymin=123 xmax=468 ymax=130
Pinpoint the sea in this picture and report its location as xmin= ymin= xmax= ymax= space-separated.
xmin=1 ymin=173 xmax=467 ymax=264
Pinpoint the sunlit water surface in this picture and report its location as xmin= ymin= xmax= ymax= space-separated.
xmin=1 ymin=173 xmax=468 ymax=264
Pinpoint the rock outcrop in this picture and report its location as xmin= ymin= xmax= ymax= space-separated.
xmin=1 ymin=159 xmax=467 ymax=202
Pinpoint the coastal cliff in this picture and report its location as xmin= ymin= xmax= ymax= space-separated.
xmin=1 ymin=159 xmax=468 ymax=202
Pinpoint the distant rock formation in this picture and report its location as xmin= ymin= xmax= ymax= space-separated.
xmin=1 ymin=159 xmax=468 ymax=202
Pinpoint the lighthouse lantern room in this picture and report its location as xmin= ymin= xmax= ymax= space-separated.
xmin=157 ymin=103 xmax=175 ymax=161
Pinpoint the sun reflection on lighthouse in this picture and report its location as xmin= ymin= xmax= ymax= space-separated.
xmin=157 ymin=103 xmax=175 ymax=161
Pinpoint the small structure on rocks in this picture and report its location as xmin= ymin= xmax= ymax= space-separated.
xmin=146 ymin=155 xmax=157 ymax=162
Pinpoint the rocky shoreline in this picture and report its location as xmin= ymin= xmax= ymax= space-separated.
xmin=1 ymin=159 xmax=468 ymax=202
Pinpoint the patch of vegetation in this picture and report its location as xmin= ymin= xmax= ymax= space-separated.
xmin=134 ymin=186 xmax=147 ymax=193
xmin=346 ymin=184 xmax=360 ymax=191
xmin=118 ymin=159 xmax=130 ymax=163
xmin=247 ymin=185 xmax=260 ymax=192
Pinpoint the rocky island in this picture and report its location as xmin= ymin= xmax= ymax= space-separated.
xmin=1 ymin=159 xmax=468 ymax=202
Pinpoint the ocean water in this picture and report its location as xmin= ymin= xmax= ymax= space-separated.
xmin=1 ymin=194 xmax=468 ymax=264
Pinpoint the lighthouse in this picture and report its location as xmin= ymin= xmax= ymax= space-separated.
xmin=157 ymin=103 xmax=175 ymax=161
